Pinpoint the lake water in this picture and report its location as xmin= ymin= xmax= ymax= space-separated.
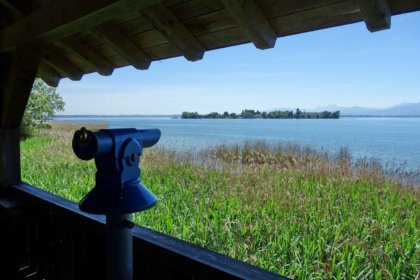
xmin=55 ymin=117 xmax=420 ymax=171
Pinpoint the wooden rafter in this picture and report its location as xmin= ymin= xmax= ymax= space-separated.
xmin=38 ymin=62 xmax=62 ymax=87
xmin=44 ymin=50 xmax=84 ymax=81
xmin=94 ymin=23 xmax=151 ymax=70
xmin=356 ymin=0 xmax=391 ymax=32
xmin=0 ymin=0 xmax=161 ymax=53
xmin=56 ymin=36 xmax=114 ymax=76
xmin=141 ymin=3 xmax=205 ymax=61
xmin=221 ymin=0 xmax=276 ymax=50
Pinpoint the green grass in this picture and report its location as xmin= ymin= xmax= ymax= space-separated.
xmin=21 ymin=130 xmax=420 ymax=279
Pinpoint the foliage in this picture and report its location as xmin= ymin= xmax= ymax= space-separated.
xmin=21 ymin=130 xmax=419 ymax=279
xmin=181 ymin=109 xmax=340 ymax=119
xmin=21 ymin=78 xmax=65 ymax=138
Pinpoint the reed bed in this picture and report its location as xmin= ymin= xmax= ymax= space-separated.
xmin=20 ymin=130 xmax=419 ymax=279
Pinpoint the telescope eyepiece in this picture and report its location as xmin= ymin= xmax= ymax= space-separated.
xmin=75 ymin=127 xmax=91 ymax=146
xmin=72 ymin=127 xmax=161 ymax=161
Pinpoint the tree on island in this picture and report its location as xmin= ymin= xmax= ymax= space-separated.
xmin=181 ymin=109 xmax=340 ymax=119
xmin=295 ymin=108 xmax=302 ymax=119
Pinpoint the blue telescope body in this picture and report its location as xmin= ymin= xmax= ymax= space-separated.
xmin=72 ymin=127 xmax=161 ymax=215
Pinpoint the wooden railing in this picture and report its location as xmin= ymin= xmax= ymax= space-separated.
xmin=0 ymin=183 xmax=287 ymax=280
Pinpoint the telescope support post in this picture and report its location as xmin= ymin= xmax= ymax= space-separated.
xmin=106 ymin=214 xmax=133 ymax=280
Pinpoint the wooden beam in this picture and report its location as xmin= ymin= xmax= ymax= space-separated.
xmin=56 ymin=36 xmax=114 ymax=76
xmin=93 ymin=23 xmax=151 ymax=70
xmin=221 ymin=0 xmax=276 ymax=49
xmin=141 ymin=3 xmax=205 ymax=61
xmin=0 ymin=128 xmax=20 ymax=188
xmin=1 ymin=44 xmax=44 ymax=128
xmin=0 ymin=45 xmax=43 ymax=188
xmin=0 ymin=0 xmax=161 ymax=53
xmin=38 ymin=62 xmax=62 ymax=87
xmin=44 ymin=50 xmax=84 ymax=81
xmin=356 ymin=0 xmax=391 ymax=32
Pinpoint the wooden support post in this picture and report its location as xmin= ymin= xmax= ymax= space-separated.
xmin=0 ymin=44 xmax=43 ymax=189
xmin=356 ymin=0 xmax=391 ymax=32
xmin=221 ymin=0 xmax=277 ymax=49
xmin=0 ymin=128 xmax=20 ymax=189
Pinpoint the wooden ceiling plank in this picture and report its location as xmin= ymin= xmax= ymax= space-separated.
xmin=141 ymin=3 xmax=205 ymax=61
xmin=0 ymin=0 xmax=161 ymax=53
xmin=37 ymin=62 xmax=62 ymax=87
xmin=270 ymin=1 xmax=360 ymax=36
xmin=356 ymin=0 xmax=391 ymax=32
xmin=221 ymin=0 xmax=276 ymax=50
xmin=44 ymin=51 xmax=84 ymax=81
xmin=94 ymin=23 xmax=151 ymax=70
xmin=59 ymin=36 xmax=114 ymax=76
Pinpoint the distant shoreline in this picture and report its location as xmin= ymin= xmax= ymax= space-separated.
xmin=54 ymin=115 xmax=420 ymax=118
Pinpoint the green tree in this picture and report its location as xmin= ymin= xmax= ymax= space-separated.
xmin=295 ymin=108 xmax=302 ymax=119
xmin=21 ymin=78 xmax=65 ymax=138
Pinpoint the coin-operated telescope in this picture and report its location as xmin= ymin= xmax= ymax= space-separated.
xmin=72 ymin=127 xmax=160 ymax=214
xmin=72 ymin=127 xmax=161 ymax=280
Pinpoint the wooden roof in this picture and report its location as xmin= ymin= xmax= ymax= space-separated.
xmin=1 ymin=0 xmax=419 ymax=87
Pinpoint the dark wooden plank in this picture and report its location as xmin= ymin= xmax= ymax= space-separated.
xmin=142 ymin=3 xmax=205 ymax=61
xmin=356 ymin=0 xmax=391 ymax=32
xmin=221 ymin=0 xmax=276 ymax=49
xmin=94 ymin=23 xmax=151 ymax=70
xmin=183 ymin=9 xmax=237 ymax=36
xmin=12 ymin=183 xmax=288 ymax=280
xmin=44 ymin=50 xmax=84 ymax=81
xmin=0 ymin=0 xmax=162 ymax=53
xmin=115 ymin=0 xmax=224 ymax=38
xmin=37 ymin=62 xmax=62 ymax=87
xmin=196 ymin=26 xmax=249 ymax=51
xmin=170 ymin=0 xmax=225 ymax=21
xmin=270 ymin=1 xmax=361 ymax=37
xmin=258 ymin=0 xmax=345 ymax=18
xmin=0 ymin=128 xmax=20 ymax=188
xmin=387 ymin=0 xmax=420 ymax=14
xmin=131 ymin=29 xmax=168 ymax=49
xmin=57 ymin=36 xmax=114 ymax=76
xmin=0 ymin=196 xmax=28 ymax=279
xmin=0 ymin=44 xmax=43 ymax=128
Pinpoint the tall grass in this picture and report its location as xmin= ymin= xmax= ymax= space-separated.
xmin=20 ymin=130 xmax=419 ymax=279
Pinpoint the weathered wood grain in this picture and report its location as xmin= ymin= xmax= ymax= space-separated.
xmin=222 ymin=0 xmax=276 ymax=49
xmin=142 ymin=3 xmax=205 ymax=61
xmin=44 ymin=50 xmax=84 ymax=81
xmin=94 ymin=23 xmax=151 ymax=70
xmin=0 ymin=0 xmax=161 ymax=53
xmin=57 ymin=36 xmax=114 ymax=76
xmin=37 ymin=62 xmax=61 ymax=87
xmin=356 ymin=0 xmax=391 ymax=32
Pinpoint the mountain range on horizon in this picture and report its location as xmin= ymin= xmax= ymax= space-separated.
xmin=268 ymin=101 xmax=420 ymax=117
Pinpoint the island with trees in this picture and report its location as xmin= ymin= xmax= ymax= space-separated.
xmin=181 ymin=109 xmax=340 ymax=119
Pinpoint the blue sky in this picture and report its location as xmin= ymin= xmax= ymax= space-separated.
xmin=58 ymin=13 xmax=420 ymax=115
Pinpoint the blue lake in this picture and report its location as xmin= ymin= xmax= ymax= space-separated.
xmin=55 ymin=117 xmax=420 ymax=170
